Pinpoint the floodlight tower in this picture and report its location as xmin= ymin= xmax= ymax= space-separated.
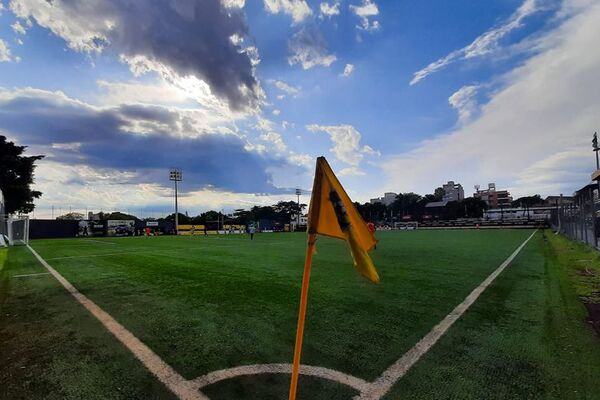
xmin=295 ymin=188 xmax=301 ymax=228
xmin=169 ymin=168 xmax=182 ymax=235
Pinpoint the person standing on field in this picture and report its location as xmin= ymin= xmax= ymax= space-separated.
xmin=367 ymin=222 xmax=376 ymax=249
xmin=249 ymin=225 xmax=256 ymax=240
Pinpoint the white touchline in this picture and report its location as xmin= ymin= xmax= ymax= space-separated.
xmin=26 ymin=244 xmax=208 ymax=400
xmin=355 ymin=230 xmax=537 ymax=400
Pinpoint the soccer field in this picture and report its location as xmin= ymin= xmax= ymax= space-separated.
xmin=1 ymin=229 xmax=600 ymax=399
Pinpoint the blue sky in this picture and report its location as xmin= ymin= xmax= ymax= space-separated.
xmin=0 ymin=0 xmax=598 ymax=218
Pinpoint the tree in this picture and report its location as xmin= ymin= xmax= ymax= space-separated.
xmin=390 ymin=192 xmax=423 ymax=218
xmin=105 ymin=211 xmax=138 ymax=220
xmin=434 ymin=187 xmax=445 ymax=201
xmin=56 ymin=212 xmax=84 ymax=220
xmin=231 ymin=208 xmax=252 ymax=225
xmin=273 ymin=201 xmax=306 ymax=223
xmin=0 ymin=136 xmax=44 ymax=214
xmin=165 ymin=212 xmax=191 ymax=224
xmin=511 ymin=195 xmax=543 ymax=208
xmin=461 ymin=197 xmax=488 ymax=218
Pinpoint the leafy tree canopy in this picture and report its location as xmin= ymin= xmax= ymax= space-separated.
xmin=56 ymin=212 xmax=85 ymax=220
xmin=0 ymin=136 xmax=44 ymax=214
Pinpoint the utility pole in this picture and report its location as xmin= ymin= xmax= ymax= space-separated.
xmin=593 ymin=132 xmax=599 ymax=169
xmin=169 ymin=168 xmax=182 ymax=235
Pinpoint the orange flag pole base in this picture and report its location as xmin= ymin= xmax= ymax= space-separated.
xmin=288 ymin=233 xmax=317 ymax=400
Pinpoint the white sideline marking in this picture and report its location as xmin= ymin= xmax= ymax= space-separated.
xmin=192 ymin=363 xmax=370 ymax=392
xmin=26 ymin=244 xmax=207 ymax=400
xmin=355 ymin=230 xmax=537 ymax=400
xmin=13 ymin=272 xmax=51 ymax=278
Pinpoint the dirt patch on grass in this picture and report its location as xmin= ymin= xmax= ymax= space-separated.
xmin=584 ymin=302 xmax=600 ymax=337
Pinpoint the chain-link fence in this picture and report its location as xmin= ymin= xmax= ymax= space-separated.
xmin=550 ymin=183 xmax=598 ymax=248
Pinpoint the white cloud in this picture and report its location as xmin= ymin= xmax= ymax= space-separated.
xmin=31 ymin=161 xmax=302 ymax=219
xmin=259 ymin=131 xmax=288 ymax=154
xmin=11 ymin=21 xmax=27 ymax=35
xmin=264 ymin=0 xmax=312 ymax=24
xmin=222 ymin=0 xmax=245 ymax=8
xmin=338 ymin=166 xmax=366 ymax=176
xmin=320 ymin=1 xmax=340 ymax=17
xmin=288 ymin=28 xmax=337 ymax=69
xmin=0 ymin=39 xmax=12 ymax=62
xmin=362 ymin=145 xmax=380 ymax=156
xmin=448 ymin=85 xmax=480 ymax=124
xmin=383 ymin=0 xmax=600 ymax=198
xmin=269 ymin=79 xmax=301 ymax=96
xmin=96 ymin=79 xmax=189 ymax=106
xmin=411 ymin=0 xmax=540 ymax=85
xmin=289 ymin=152 xmax=313 ymax=167
xmin=340 ymin=63 xmax=355 ymax=77
xmin=9 ymin=0 xmax=263 ymax=111
xmin=306 ymin=124 xmax=377 ymax=166
xmin=350 ymin=0 xmax=380 ymax=32
xmin=272 ymin=109 xmax=281 ymax=116
xmin=277 ymin=94 xmax=286 ymax=100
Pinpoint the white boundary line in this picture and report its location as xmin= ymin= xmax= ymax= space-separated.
xmin=24 ymin=230 xmax=536 ymax=399
xmin=355 ymin=229 xmax=537 ymax=399
xmin=26 ymin=244 xmax=208 ymax=400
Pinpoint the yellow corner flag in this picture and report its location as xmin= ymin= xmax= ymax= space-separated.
xmin=288 ymin=156 xmax=379 ymax=400
xmin=308 ymin=156 xmax=379 ymax=283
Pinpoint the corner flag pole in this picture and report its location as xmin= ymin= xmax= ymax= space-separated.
xmin=288 ymin=232 xmax=317 ymax=400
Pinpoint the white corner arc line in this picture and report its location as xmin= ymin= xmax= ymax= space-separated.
xmin=192 ymin=363 xmax=370 ymax=392
xmin=355 ymin=229 xmax=537 ymax=400
xmin=26 ymin=244 xmax=208 ymax=400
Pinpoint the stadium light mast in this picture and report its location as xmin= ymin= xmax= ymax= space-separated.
xmin=295 ymin=188 xmax=301 ymax=228
xmin=169 ymin=168 xmax=182 ymax=235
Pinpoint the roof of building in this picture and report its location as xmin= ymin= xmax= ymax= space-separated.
xmin=425 ymin=200 xmax=449 ymax=208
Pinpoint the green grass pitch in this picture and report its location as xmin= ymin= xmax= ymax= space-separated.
xmin=1 ymin=229 xmax=600 ymax=399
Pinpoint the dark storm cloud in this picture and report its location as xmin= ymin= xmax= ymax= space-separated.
xmin=12 ymin=0 xmax=260 ymax=110
xmin=0 ymin=89 xmax=285 ymax=193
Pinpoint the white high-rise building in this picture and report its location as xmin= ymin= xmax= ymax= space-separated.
xmin=441 ymin=181 xmax=464 ymax=202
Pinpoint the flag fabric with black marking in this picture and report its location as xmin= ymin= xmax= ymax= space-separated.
xmin=307 ymin=156 xmax=379 ymax=283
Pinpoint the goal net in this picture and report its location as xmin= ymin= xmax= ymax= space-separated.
xmin=394 ymin=221 xmax=419 ymax=230
xmin=7 ymin=215 xmax=30 ymax=246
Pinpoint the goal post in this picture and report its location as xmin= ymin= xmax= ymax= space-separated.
xmin=7 ymin=215 xmax=30 ymax=246
xmin=0 ymin=189 xmax=7 ymax=246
